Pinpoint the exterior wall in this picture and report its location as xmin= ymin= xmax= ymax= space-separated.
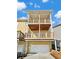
xmin=53 ymin=25 xmax=61 ymax=40
xmin=17 ymin=41 xmax=26 ymax=52
xmin=18 ymin=41 xmax=25 ymax=44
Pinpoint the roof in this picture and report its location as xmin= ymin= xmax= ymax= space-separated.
xmin=17 ymin=19 xmax=28 ymax=22
xmin=53 ymin=24 xmax=61 ymax=28
xmin=26 ymin=10 xmax=52 ymax=12
xmin=26 ymin=10 xmax=51 ymax=14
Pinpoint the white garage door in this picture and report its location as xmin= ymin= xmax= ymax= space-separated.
xmin=30 ymin=45 xmax=50 ymax=53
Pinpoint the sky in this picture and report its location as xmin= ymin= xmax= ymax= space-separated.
xmin=17 ymin=0 xmax=61 ymax=26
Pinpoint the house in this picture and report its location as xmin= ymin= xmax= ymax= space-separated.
xmin=17 ymin=10 xmax=54 ymax=54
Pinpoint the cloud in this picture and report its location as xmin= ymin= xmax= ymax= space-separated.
xmin=18 ymin=14 xmax=29 ymax=20
xmin=17 ymin=2 xmax=26 ymax=11
xmin=18 ymin=17 xmax=28 ymax=20
xmin=29 ymin=2 xmax=33 ymax=6
xmin=33 ymin=3 xmax=40 ymax=8
xmin=54 ymin=10 xmax=61 ymax=19
xmin=52 ymin=21 xmax=55 ymax=24
xmin=42 ymin=0 xmax=49 ymax=3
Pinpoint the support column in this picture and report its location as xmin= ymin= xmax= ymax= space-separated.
xmin=24 ymin=40 xmax=30 ymax=54
xmin=24 ymin=41 xmax=27 ymax=54
xmin=55 ymin=40 xmax=57 ymax=51
xmin=49 ymin=41 xmax=52 ymax=51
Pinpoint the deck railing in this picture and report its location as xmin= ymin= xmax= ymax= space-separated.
xmin=29 ymin=19 xmax=50 ymax=24
xmin=25 ymin=31 xmax=53 ymax=39
xmin=17 ymin=31 xmax=25 ymax=39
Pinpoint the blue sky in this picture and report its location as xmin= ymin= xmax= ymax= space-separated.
xmin=17 ymin=0 xmax=61 ymax=26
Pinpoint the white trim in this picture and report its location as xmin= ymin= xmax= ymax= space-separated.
xmin=55 ymin=40 xmax=57 ymax=51
xmin=39 ymin=14 xmax=40 ymax=38
xmin=28 ymin=14 xmax=50 ymax=15
xmin=25 ymin=37 xmax=54 ymax=39
xmin=25 ymin=39 xmax=54 ymax=41
xmin=28 ymin=22 xmax=51 ymax=24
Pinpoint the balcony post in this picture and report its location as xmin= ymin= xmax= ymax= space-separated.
xmin=33 ymin=19 xmax=34 ymax=24
xmin=44 ymin=18 xmax=46 ymax=24
xmin=39 ymin=14 xmax=40 ymax=38
xmin=46 ymin=32 xmax=47 ymax=38
xmin=55 ymin=40 xmax=57 ymax=51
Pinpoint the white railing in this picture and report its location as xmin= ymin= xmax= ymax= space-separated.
xmin=29 ymin=19 xmax=50 ymax=24
xmin=25 ymin=32 xmax=53 ymax=39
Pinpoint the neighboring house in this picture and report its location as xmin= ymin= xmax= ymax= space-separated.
xmin=53 ymin=24 xmax=61 ymax=40
xmin=17 ymin=19 xmax=28 ymax=54
xmin=53 ymin=24 xmax=61 ymax=51
xmin=17 ymin=19 xmax=28 ymax=33
xmin=17 ymin=10 xmax=54 ymax=54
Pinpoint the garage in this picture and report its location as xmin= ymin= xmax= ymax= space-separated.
xmin=30 ymin=45 xmax=50 ymax=53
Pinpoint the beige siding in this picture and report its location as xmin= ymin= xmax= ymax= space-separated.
xmin=53 ymin=26 xmax=61 ymax=40
xmin=17 ymin=22 xmax=28 ymax=33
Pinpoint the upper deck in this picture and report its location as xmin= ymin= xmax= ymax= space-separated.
xmin=27 ymin=10 xmax=51 ymax=24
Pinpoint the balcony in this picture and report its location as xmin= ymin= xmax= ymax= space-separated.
xmin=24 ymin=31 xmax=53 ymax=39
xmin=17 ymin=31 xmax=25 ymax=40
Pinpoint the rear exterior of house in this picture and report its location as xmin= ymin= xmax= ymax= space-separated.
xmin=17 ymin=10 xmax=54 ymax=54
